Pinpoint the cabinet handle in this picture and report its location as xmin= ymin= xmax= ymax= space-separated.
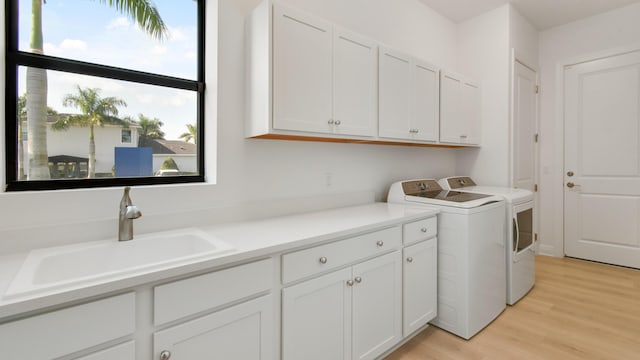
xmin=160 ymin=350 xmax=172 ymax=360
xmin=319 ymin=256 xmax=328 ymax=264
xmin=335 ymin=120 xmax=341 ymax=125
xmin=346 ymin=279 xmax=354 ymax=286
xmin=376 ymin=240 xmax=384 ymax=247
xmin=421 ymin=227 xmax=428 ymax=233
xmin=354 ymin=276 xmax=362 ymax=283
xmin=406 ymin=257 xmax=413 ymax=263
xmin=328 ymin=119 xmax=334 ymax=125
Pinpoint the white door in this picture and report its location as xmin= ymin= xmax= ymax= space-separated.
xmin=153 ymin=295 xmax=274 ymax=360
xmin=513 ymin=61 xmax=537 ymax=191
xmin=282 ymin=268 xmax=352 ymax=360
xmin=272 ymin=4 xmax=332 ymax=134
xmin=402 ymin=238 xmax=437 ymax=337
xmin=439 ymin=71 xmax=463 ymax=144
xmin=411 ymin=60 xmax=439 ymax=142
xmin=332 ymin=27 xmax=377 ymax=137
xmin=379 ymin=47 xmax=412 ymax=140
xmin=351 ymin=251 xmax=402 ymax=360
xmin=564 ymin=50 xmax=640 ymax=268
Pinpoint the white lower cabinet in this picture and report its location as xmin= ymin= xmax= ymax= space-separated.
xmin=74 ymin=341 xmax=135 ymax=360
xmin=282 ymin=251 xmax=402 ymax=360
xmin=153 ymin=294 xmax=273 ymax=360
xmin=403 ymin=237 xmax=438 ymax=336
xmin=0 ymin=292 xmax=136 ymax=360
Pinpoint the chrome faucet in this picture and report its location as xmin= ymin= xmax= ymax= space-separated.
xmin=119 ymin=186 xmax=142 ymax=241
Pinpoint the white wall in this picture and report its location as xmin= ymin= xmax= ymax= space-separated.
xmin=0 ymin=0 xmax=459 ymax=254
xmin=455 ymin=5 xmax=511 ymax=186
xmin=538 ymin=2 xmax=640 ymax=256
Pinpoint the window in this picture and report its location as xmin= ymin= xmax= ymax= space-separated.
xmin=5 ymin=0 xmax=205 ymax=191
xmin=121 ymin=129 xmax=132 ymax=144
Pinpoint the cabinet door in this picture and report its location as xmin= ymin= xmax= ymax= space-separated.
xmin=352 ymin=251 xmax=402 ymax=360
xmin=332 ymin=27 xmax=378 ymax=137
xmin=153 ymin=295 xmax=274 ymax=360
xmin=403 ymin=238 xmax=437 ymax=337
xmin=73 ymin=341 xmax=135 ymax=360
xmin=379 ymin=47 xmax=412 ymax=140
xmin=273 ymin=3 xmax=332 ymax=134
xmin=282 ymin=267 xmax=352 ymax=360
xmin=462 ymin=80 xmax=481 ymax=145
xmin=439 ymin=71 xmax=464 ymax=144
xmin=411 ymin=60 xmax=439 ymax=142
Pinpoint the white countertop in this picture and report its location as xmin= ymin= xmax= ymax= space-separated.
xmin=0 ymin=202 xmax=438 ymax=320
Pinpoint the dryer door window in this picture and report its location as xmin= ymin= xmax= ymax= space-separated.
xmin=513 ymin=208 xmax=533 ymax=253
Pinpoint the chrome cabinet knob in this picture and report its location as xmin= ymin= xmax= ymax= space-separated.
xmin=346 ymin=279 xmax=354 ymax=286
xmin=160 ymin=350 xmax=172 ymax=360
xmin=406 ymin=257 xmax=413 ymax=263
xmin=335 ymin=120 xmax=341 ymax=125
xmin=319 ymin=257 xmax=328 ymax=264
xmin=421 ymin=227 xmax=427 ymax=233
xmin=328 ymin=119 xmax=334 ymax=125
xmin=376 ymin=240 xmax=384 ymax=247
xmin=354 ymin=276 xmax=362 ymax=283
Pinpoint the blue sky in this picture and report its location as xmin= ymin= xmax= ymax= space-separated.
xmin=18 ymin=0 xmax=199 ymax=140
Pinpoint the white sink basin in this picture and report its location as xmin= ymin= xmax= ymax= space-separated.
xmin=5 ymin=228 xmax=234 ymax=299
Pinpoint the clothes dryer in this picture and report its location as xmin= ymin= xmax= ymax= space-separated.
xmin=438 ymin=176 xmax=535 ymax=305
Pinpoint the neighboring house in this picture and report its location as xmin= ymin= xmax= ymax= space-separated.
xmin=138 ymin=138 xmax=197 ymax=174
xmin=42 ymin=114 xmax=140 ymax=177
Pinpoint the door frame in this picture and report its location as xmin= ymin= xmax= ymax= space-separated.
xmin=509 ymin=49 xmax=539 ymax=252
xmin=554 ymin=42 xmax=640 ymax=258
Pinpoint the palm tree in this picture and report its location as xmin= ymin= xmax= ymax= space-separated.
xmin=18 ymin=93 xmax=58 ymax=180
xmin=26 ymin=0 xmax=168 ymax=180
xmin=51 ymin=86 xmax=127 ymax=178
xmin=179 ymin=123 xmax=197 ymax=144
xmin=135 ymin=114 xmax=165 ymax=144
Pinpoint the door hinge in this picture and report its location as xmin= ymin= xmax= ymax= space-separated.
xmin=534 ymin=133 xmax=539 ymax=142
xmin=534 ymin=85 xmax=539 ymax=94
xmin=534 ymin=184 xmax=538 ymax=192
xmin=534 ymin=233 xmax=538 ymax=241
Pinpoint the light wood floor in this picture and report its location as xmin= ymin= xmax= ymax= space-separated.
xmin=386 ymin=255 xmax=640 ymax=360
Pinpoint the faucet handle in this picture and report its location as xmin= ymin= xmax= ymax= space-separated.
xmin=125 ymin=205 xmax=142 ymax=219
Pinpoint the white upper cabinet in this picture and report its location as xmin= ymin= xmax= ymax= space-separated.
xmin=332 ymin=27 xmax=378 ymax=137
xmin=271 ymin=3 xmax=377 ymax=137
xmin=379 ymin=47 xmax=439 ymax=142
xmin=273 ymin=4 xmax=333 ymax=134
xmin=439 ymin=71 xmax=481 ymax=145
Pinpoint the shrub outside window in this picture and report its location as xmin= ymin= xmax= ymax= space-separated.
xmin=5 ymin=0 xmax=205 ymax=191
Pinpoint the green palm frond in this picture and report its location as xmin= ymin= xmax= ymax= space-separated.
xmin=98 ymin=0 xmax=169 ymax=40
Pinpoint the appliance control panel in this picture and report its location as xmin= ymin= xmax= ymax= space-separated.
xmin=401 ymin=180 xmax=442 ymax=195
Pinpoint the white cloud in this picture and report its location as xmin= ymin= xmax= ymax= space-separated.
xmin=107 ymin=17 xmax=131 ymax=30
xmin=60 ymin=39 xmax=88 ymax=51
xmin=151 ymin=46 xmax=168 ymax=55
xmin=168 ymin=26 xmax=188 ymax=42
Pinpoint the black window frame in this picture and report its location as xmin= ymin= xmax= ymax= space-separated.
xmin=4 ymin=0 xmax=206 ymax=191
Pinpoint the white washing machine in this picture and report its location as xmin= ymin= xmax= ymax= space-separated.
xmin=387 ymin=179 xmax=506 ymax=339
xmin=439 ymin=176 xmax=535 ymax=305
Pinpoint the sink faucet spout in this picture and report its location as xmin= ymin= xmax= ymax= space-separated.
xmin=119 ymin=187 xmax=142 ymax=241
